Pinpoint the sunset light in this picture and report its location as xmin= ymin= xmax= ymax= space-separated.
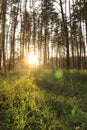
xmin=27 ymin=53 xmax=39 ymax=65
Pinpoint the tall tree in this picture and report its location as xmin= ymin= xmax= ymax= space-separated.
xmin=59 ymin=0 xmax=70 ymax=69
xmin=9 ymin=0 xmax=19 ymax=70
xmin=1 ymin=0 xmax=7 ymax=70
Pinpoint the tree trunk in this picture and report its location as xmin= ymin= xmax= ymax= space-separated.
xmin=84 ymin=0 xmax=87 ymax=45
xmin=59 ymin=0 xmax=70 ymax=69
xmin=2 ymin=0 xmax=7 ymax=70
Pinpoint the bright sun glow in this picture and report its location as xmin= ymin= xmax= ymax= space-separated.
xmin=27 ymin=53 xmax=39 ymax=65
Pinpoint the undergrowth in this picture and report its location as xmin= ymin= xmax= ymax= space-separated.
xmin=0 ymin=69 xmax=87 ymax=130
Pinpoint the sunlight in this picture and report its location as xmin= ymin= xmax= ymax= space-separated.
xmin=55 ymin=69 xmax=63 ymax=79
xmin=27 ymin=53 xmax=39 ymax=65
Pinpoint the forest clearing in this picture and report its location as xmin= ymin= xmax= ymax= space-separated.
xmin=0 ymin=68 xmax=87 ymax=130
xmin=0 ymin=0 xmax=87 ymax=129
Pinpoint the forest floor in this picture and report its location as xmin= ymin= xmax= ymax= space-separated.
xmin=0 ymin=69 xmax=87 ymax=130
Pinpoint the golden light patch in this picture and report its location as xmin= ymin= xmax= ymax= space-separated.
xmin=27 ymin=53 xmax=38 ymax=65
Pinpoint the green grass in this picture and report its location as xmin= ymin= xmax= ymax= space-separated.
xmin=0 ymin=69 xmax=87 ymax=130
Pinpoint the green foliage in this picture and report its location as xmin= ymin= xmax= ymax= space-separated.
xmin=0 ymin=69 xmax=87 ymax=130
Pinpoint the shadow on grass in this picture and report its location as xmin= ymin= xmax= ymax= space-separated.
xmin=34 ymin=69 xmax=87 ymax=98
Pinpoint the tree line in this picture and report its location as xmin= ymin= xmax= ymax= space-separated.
xmin=0 ymin=0 xmax=87 ymax=70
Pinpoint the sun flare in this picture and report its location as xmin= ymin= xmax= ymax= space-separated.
xmin=27 ymin=53 xmax=38 ymax=65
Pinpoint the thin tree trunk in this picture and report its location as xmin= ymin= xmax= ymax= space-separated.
xmin=2 ymin=0 xmax=7 ymax=70
xmin=84 ymin=0 xmax=87 ymax=45
xmin=59 ymin=0 xmax=70 ymax=69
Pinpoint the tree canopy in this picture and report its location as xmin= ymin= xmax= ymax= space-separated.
xmin=0 ymin=0 xmax=87 ymax=70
